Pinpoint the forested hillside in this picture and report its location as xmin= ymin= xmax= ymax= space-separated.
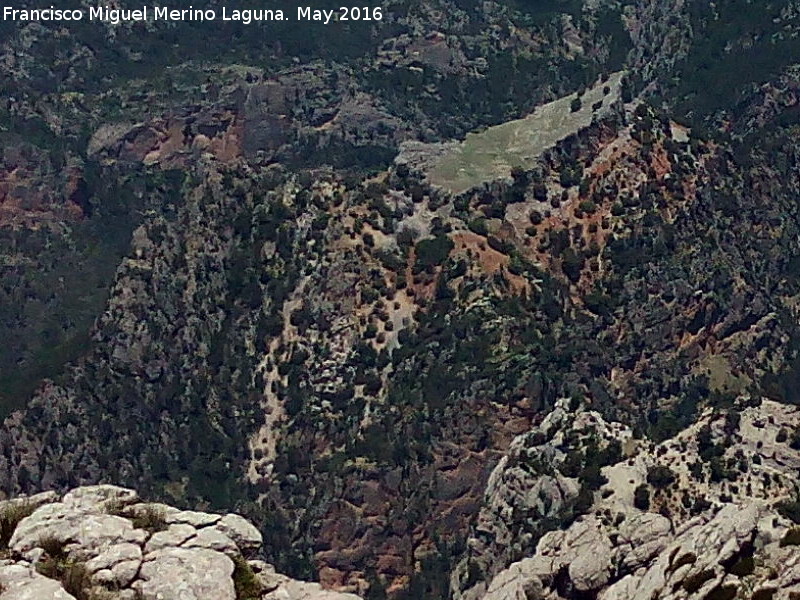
xmin=3 ymin=1 xmax=800 ymax=599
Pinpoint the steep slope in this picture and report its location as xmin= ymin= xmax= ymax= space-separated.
xmin=0 ymin=0 xmax=632 ymax=416
xmin=3 ymin=87 xmax=798 ymax=597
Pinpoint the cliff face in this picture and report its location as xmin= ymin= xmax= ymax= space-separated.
xmin=0 ymin=484 xmax=361 ymax=600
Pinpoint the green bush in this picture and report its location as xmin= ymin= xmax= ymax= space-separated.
xmin=468 ymin=219 xmax=488 ymax=236
xmin=633 ymin=484 xmax=650 ymax=510
xmin=561 ymin=248 xmax=583 ymax=283
xmin=414 ymin=236 xmax=454 ymax=273
xmin=0 ymin=501 xmax=36 ymax=549
xmin=559 ymin=167 xmax=581 ymax=188
xmin=232 ymin=556 xmax=264 ymax=600
xmin=584 ymin=289 xmax=614 ymax=316
xmin=647 ymin=465 xmax=676 ymax=489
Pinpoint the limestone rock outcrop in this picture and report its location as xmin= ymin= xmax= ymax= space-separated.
xmin=479 ymin=501 xmax=800 ymax=600
xmin=452 ymin=399 xmax=632 ymax=599
xmin=0 ymin=485 xmax=363 ymax=600
xmin=466 ymin=397 xmax=800 ymax=600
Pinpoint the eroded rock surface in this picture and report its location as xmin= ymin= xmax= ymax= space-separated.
xmin=478 ymin=501 xmax=800 ymax=600
xmin=0 ymin=485 xmax=363 ymax=600
xmin=463 ymin=398 xmax=800 ymax=600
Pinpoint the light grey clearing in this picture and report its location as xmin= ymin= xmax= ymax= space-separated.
xmin=397 ymin=71 xmax=624 ymax=195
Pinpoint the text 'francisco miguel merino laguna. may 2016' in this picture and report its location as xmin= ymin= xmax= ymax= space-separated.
xmin=2 ymin=5 xmax=384 ymax=25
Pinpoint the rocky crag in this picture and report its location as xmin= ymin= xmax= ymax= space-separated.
xmin=5 ymin=389 xmax=800 ymax=600
xmin=459 ymin=397 xmax=800 ymax=600
xmin=0 ymin=484 xmax=360 ymax=600
xmin=479 ymin=501 xmax=800 ymax=600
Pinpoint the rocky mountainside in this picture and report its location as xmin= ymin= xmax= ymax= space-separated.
xmin=481 ymin=501 xmax=800 ymax=600
xmin=456 ymin=397 xmax=800 ymax=599
xmin=6 ymin=400 xmax=800 ymax=600
xmin=3 ymin=0 xmax=800 ymax=599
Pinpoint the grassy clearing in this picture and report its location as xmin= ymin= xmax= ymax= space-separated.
xmin=427 ymin=71 xmax=624 ymax=194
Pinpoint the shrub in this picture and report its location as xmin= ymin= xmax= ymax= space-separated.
xmin=561 ymin=248 xmax=584 ymax=283
xmin=559 ymin=167 xmax=581 ymax=188
xmin=130 ymin=506 xmax=167 ymax=533
xmin=579 ymin=464 xmax=607 ymax=491
xmin=35 ymin=536 xmax=97 ymax=600
xmin=375 ymin=249 xmax=405 ymax=273
xmin=692 ymin=496 xmax=712 ymax=515
xmin=232 ymin=556 xmax=264 ymax=600
xmin=61 ymin=562 xmax=93 ymax=600
xmin=510 ymin=166 xmax=529 ymax=188
xmin=37 ymin=535 xmax=67 ymax=560
xmin=633 ymin=484 xmax=650 ymax=510
xmin=647 ymin=465 xmax=676 ymax=489
xmin=0 ymin=501 xmax=36 ymax=549
xmin=361 ymin=287 xmax=379 ymax=304
xmin=414 ymin=236 xmax=454 ymax=273
xmin=584 ymin=289 xmax=613 ymax=316
xmin=532 ymin=182 xmax=548 ymax=201
xmin=468 ymin=219 xmax=488 ymax=236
